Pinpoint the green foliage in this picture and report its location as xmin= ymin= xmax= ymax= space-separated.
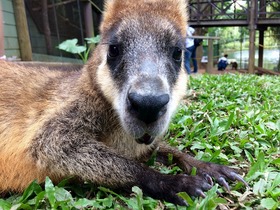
xmin=1 ymin=74 xmax=279 ymax=209
xmin=57 ymin=35 xmax=100 ymax=63
xmin=168 ymin=74 xmax=280 ymax=209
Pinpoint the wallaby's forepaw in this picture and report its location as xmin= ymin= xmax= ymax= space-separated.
xmin=195 ymin=162 xmax=248 ymax=192
xmin=142 ymin=162 xmax=248 ymax=206
xmin=169 ymin=164 xmax=248 ymax=205
xmin=154 ymin=174 xmax=213 ymax=206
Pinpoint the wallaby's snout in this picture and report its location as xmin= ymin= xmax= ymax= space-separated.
xmin=128 ymin=92 xmax=170 ymax=124
xmin=126 ymin=57 xmax=170 ymax=124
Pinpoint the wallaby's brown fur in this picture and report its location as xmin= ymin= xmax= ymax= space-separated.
xmin=0 ymin=0 xmax=246 ymax=205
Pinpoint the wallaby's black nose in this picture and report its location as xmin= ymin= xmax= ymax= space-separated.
xmin=128 ymin=93 xmax=169 ymax=124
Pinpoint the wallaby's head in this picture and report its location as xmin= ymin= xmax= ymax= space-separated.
xmin=95 ymin=0 xmax=188 ymax=144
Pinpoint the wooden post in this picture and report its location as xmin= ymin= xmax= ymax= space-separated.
xmin=248 ymin=0 xmax=256 ymax=73
xmin=206 ymin=39 xmax=214 ymax=73
xmin=13 ymin=0 xmax=32 ymax=61
xmin=0 ymin=4 xmax=5 ymax=56
xmin=258 ymin=0 xmax=266 ymax=68
xmin=195 ymin=28 xmax=206 ymax=69
xmin=42 ymin=0 xmax=53 ymax=55
xmin=84 ymin=2 xmax=94 ymax=38
xmin=258 ymin=29 xmax=264 ymax=68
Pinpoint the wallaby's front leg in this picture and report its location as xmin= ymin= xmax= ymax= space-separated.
xmin=33 ymin=139 xmax=214 ymax=206
xmin=156 ymin=144 xmax=248 ymax=192
xmin=31 ymin=122 xmax=212 ymax=206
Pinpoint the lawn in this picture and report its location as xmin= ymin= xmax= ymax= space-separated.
xmin=0 ymin=73 xmax=279 ymax=209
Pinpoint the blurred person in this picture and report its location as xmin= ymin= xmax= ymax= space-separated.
xmin=184 ymin=26 xmax=195 ymax=74
xmin=217 ymin=54 xmax=228 ymax=71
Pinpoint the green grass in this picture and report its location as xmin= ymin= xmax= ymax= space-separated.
xmin=0 ymin=74 xmax=279 ymax=209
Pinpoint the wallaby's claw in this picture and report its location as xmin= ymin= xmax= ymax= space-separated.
xmin=228 ymin=171 xmax=249 ymax=188
xmin=217 ymin=176 xmax=230 ymax=192
xmin=195 ymin=189 xmax=207 ymax=198
xmin=202 ymin=172 xmax=214 ymax=186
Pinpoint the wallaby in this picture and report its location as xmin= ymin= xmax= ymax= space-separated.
xmin=0 ymin=0 xmax=247 ymax=205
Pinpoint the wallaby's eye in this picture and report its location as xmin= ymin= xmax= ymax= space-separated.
xmin=108 ymin=45 xmax=120 ymax=58
xmin=172 ymin=47 xmax=182 ymax=62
